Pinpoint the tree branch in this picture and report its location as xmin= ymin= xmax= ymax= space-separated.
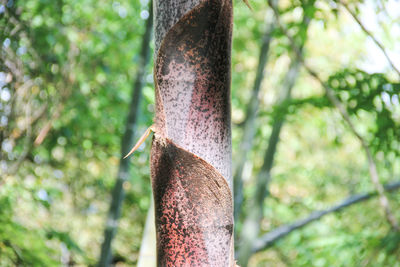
xmin=338 ymin=0 xmax=400 ymax=77
xmin=253 ymin=180 xmax=400 ymax=253
xmin=267 ymin=0 xmax=399 ymax=231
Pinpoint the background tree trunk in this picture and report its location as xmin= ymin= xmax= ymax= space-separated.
xmin=137 ymin=199 xmax=156 ymax=267
xmin=236 ymin=54 xmax=302 ymax=267
xmin=236 ymin=14 xmax=310 ymax=266
xmin=98 ymin=3 xmax=153 ymax=265
xmin=233 ymin=16 xmax=275 ymax=222
xmin=268 ymin=0 xmax=399 ymax=231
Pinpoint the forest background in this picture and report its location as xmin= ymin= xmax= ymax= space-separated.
xmin=1 ymin=0 xmax=400 ymax=266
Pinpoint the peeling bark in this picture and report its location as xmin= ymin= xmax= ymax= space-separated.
xmin=154 ymin=0 xmax=232 ymax=183
xmin=151 ymin=0 xmax=234 ymax=265
xmin=151 ymin=136 xmax=234 ymax=265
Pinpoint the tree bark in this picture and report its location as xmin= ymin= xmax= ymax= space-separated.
xmin=151 ymin=0 xmax=234 ymax=265
xmin=153 ymin=0 xmax=232 ymax=183
xmin=98 ymin=4 xmax=153 ymax=266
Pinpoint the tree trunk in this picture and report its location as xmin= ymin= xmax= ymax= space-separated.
xmin=233 ymin=17 xmax=275 ymax=222
xmin=137 ymin=199 xmax=156 ymax=267
xmin=237 ymin=15 xmax=309 ymax=265
xmin=268 ymin=0 xmax=399 ymax=231
xmin=98 ymin=4 xmax=153 ymax=266
xmin=151 ymin=0 xmax=234 ymax=265
xmin=236 ymin=53 xmax=302 ymax=267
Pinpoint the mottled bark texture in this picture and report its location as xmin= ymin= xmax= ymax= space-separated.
xmin=154 ymin=0 xmax=232 ymax=183
xmin=152 ymin=0 xmax=234 ymax=266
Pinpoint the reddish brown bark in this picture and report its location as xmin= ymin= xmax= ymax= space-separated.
xmin=151 ymin=0 xmax=234 ymax=265
xmin=151 ymin=137 xmax=233 ymax=265
xmin=153 ymin=0 xmax=232 ymax=182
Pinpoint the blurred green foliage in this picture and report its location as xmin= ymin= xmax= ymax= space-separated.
xmin=328 ymin=69 xmax=400 ymax=156
xmin=1 ymin=0 xmax=400 ymax=266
